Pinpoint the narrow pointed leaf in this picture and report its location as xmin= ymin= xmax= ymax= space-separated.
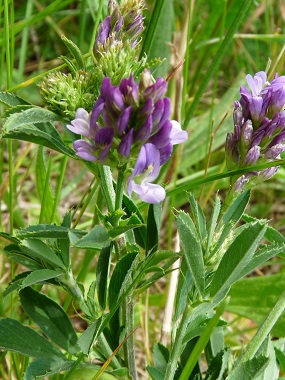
xmin=188 ymin=193 xmax=207 ymax=241
xmin=226 ymin=356 xmax=269 ymax=380
xmin=72 ymin=225 xmax=110 ymax=249
xmin=0 ymin=91 xmax=31 ymax=107
xmin=24 ymin=358 xmax=74 ymax=380
xmin=177 ymin=211 xmax=205 ymax=296
xmin=96 ymin=245 xmax=112 ymax=309
xmin=210 ymin=223 xmax=266 ymax=297
xmin=21 ymin=268 xmax=63 ymax=288
xmin=20 ymin=239 xmax=65 ymax=269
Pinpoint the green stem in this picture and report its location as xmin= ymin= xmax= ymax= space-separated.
xmin=241 ymin=290 xmax=285 ymax=363
xmin=115 ymin=164 xmax=127 ymax=212
xmin=98 ymin=165 xmax=115 ymax=213
xmin=164 ymin=306 xmax=193 ymax=380
xmin=122 ymin=295 xmax=138 ymax=380
xmin=178 ymin=300 xmax=227 ymax=380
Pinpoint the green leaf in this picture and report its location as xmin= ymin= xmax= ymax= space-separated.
xmin=4 ymin=243 xmax=43 ymax=271
xmin=146 ymin=203 xmax=162 ymax=253
xmin=2 ymin=108 xmax=74 ymax=157
xmin=3 ymin=272 xmax=31 ymax=297
xmin=140 ymin=0 xmax=166 ymax=59
xmin=204 ymin=349 xmax=231 ymax=380
xmin=205 ymin=195 xmax=221 ymax=256
xmin=210 ymin=223 xmax=266 ymax=297
xmin=0 ymin=91 xmax=31 ymax=107
xmin=108 ymin=251 xmax=138 ymax=310
xmin=36 ymin=147 xmax=61 ymax=224
xmin=123 ymin=193 xmax=146 ymax=248
xmin=108 ymin=224 xmax=143 ymax=239
xmin=96 ymin=245 xmax=112 ymax=309
xmin=78 ymin=318 xmax=102 ymax=354
xmin=146 ymin=366 xmax=164 ymax=380
xmin=177 ymin=211 xmax=205 ymax=296
xmin=239 ymin=243 xmax=285 ymax=278
xmin=20 ymin=239 xmax=65 ymax=269
xmin=61 ymin=35 xmax=85 ymax=70
xmin=71 ymin=225 xmax=110 ymax=249
xmin=213 ymin=190 xmax=251 ymax=255
xmin=24 ymin=357 xmax=74 ymax=380
xmin=21 ymin=268 xmax=63 ymax=288
xmin=146 ymin=0 xmax=173 ymax=77
xmin=188 ymin=193 xmax=207 ymax=241
xmin=3 ymin=107 xmax=58 ymax=128
xmin=16 ymin=224 xmax=84 ymax=240
xmin=0 ymin=318 xmax=65 ymax=358
xmin=227 ymin=273 xmax=285 ymax=337
xmin=226 ymin=356 xmax=269 ymax=380
xmin=20 ymin=287 xmax=79 ymax=355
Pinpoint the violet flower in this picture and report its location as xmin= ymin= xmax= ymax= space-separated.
xmin=226 ymin=71 xmax=285 ymax=192
xmin=128 ymin=143 xmax=165 ymax=204
xmin=94 ymin=0 xmax=143 ymax=52
xmin=67 ymin=70 xmax=188 ymax=203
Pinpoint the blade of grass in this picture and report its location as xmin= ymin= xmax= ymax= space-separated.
xmin=166 ymin=159 xmax=285 ymax=198
xmin=18 ymin=0 xmax=33 ymax=79
xmin=183 ymin=0 xmax=254 ymax=128
xmin=139 ymin=0 xmax=166 ymax=59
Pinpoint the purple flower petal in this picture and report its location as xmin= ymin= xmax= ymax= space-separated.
xmin=118 ymin=128 xmax=134 ymax=156
xmin=116 ymin=106 xmax=132 ymax=136
xmin=169 ymin=120 xmax=188 ymax=145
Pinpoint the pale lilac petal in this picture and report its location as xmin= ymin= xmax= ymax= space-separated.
xmin=169 ymin=120 xmax=188 ymax=144
xmin=75 ymin=108 xmax=89 ymax=121
xmin=129 ymin=181 xmax=165 ymax=204
xmin=67 ymin=119 xmax=90 ymax=137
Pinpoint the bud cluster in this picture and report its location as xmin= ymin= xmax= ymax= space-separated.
xmin=67 ymin=70 xmax=188 ymax=203
xmin=92 ymin=0 xmax=145 ymax=84
xmin=226 ymin=71 xmax=285 ymax=191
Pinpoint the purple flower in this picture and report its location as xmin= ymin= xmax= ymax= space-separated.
xmin=226 ymin=71 xmax=285 ymax=192
xmin=94 ymin=0 xmax=144 ymax=53
xmin=128 ymin=144 xmax=166 ymax=204
xmin=67 ymin=70 xmax=188 ymax=203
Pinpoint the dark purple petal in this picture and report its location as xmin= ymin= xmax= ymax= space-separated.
xmin=264 ymin=143 xmax=285 ymax=159
xmin=100 ymin=77 xmax=112 ymax=99
xmin=118 ymin=128 xmax=134 ymax=156
xmin=95 ymin=127 xmax=114 ymax=160
xmin=94 ymin=16 xmax=111 ymax=51
xmin=154 ymin=98 xmax=171 ymax=131
xmin=73 ymin=140 xmax=98 ymax=162
xmin=148 ymin=120 xmax=172 ymax=149
xmin=135 ymin=115 xmax=152 ymax=142
xmin=139 ymin=98 xmax=154 ymax=122
xmin=244 ymin=146 xmax=260 ymax=165
xmin=159 ymin=143 xmax=173 ymax=165
xmin=115 ymin=106 xmax=132 ymax=136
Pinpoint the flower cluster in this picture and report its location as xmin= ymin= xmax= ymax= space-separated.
xmin=226 ymin=71 xmax=285 ymax=191
xmin=94 ymin=0 xmax=144 ymax=53
xmin=67 ymin=70 xmax=188 ymax=203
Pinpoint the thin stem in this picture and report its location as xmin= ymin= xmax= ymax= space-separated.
xmin=122 ymin=296 xmax=138 ymax=380
xmin=164 ymin=306 xmax=193 ymax=380
xmin=51 ymin=155 xmax=68 ymax=222
xmin=115 ymin=164 xmax=127 ymax=212
xmin=98 ymin=165 xmax=115 ymax=214
xmin=241 ymin=290 xmax=285 ymax=363
xmin=178 ymin=300 xmax=227 ymax=380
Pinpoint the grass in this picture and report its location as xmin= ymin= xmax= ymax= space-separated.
xmin=1 ymin=0 xmax=285 ymax=378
